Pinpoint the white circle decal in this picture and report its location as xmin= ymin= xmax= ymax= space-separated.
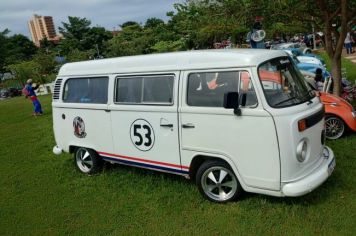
xmin=130 ymin=119 xmax=155 ymax=151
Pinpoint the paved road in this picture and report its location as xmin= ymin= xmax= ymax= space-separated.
xmin=344 ymin=54 xmax=356 ymax=64
xmin=342 ymin=48 xmax=356 ymax=64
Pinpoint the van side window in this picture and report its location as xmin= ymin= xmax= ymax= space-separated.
xmin=63 ymin=77 xmax=108 ymax=104
xmin=116 ymin=75 xmax=174 ymax=104
xmin=239 ymin=71 xmax=258 ymax=107
xmin=187 ymin=71 xmax=257 ymax=107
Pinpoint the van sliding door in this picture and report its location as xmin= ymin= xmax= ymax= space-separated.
xmin=106 ymin=72 xmax=186 ymax=175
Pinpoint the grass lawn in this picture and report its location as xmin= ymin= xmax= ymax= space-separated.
xmin=1 ymin=92 xmax=356 ymax=235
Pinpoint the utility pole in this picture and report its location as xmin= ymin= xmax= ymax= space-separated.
xmin=95 ymin=44 xmax=100 ymax=59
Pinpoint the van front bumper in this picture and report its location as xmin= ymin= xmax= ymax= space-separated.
xmin=282 ymin=146 xmax=335 ymax=197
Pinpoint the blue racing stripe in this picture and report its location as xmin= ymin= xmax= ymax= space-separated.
xmin=101 ymin=156 xmax=189 ymax=175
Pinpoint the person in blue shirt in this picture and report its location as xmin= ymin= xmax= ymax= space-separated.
xmin=25 ymin=79 xmax=43 ymax=116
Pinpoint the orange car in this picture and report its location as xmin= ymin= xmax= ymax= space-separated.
xmin=319 ymin=92 xmax=356 ymax=139
xmin=300 ymin=71 xmax=356 ymax=139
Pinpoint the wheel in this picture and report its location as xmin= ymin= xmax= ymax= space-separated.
xmin=325 ymin=116 xmax=345 ymax=140
xmin=74 ymin=147 xmax=103 ymax=174
xmin=304 ymin=48 xmax=312 ymax=54
xmin=196 ymin=160 xmax=242 ymax=203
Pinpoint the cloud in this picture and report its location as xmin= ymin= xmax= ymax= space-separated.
xmin=0 ymin=0 xmax=184 ymax=37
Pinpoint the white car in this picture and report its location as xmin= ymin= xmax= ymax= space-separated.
xmin=297 ymin=56 xmax=325 ymax=66
xmin=271 ymin=42 xmax=312 ymax=54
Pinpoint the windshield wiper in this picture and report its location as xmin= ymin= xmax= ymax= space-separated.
xmin=275 ymin=91 xmax=314 ymax=107
xmin=274 ymin=96 xmax=298 ymax=106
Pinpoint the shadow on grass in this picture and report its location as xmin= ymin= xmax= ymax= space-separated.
xmin=61 ymin=155 xmax=341 ymax=205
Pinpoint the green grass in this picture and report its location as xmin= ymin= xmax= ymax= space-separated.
xmin=1 ymin=95 xmax=356 ymax=235
xmin=319 ymin=51 xmax=356 ymax=84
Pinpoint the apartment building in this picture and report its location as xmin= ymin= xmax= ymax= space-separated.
xmin=28 ymin=14 xmax=58 ymax=47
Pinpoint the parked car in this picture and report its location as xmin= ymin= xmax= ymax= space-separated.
xmin=0 ymin=88 xmax=9 ymax=98
xmin=321 ymin=92 xmax=356 ymax=139
xmin=283 ymin=49 xmax=326 ymax=65
xmin=8 ymin=87 xmax=22 ymax=97
xmin=302 ymin=72 xmax=356 ymax=139
xmin=305 ymin=34 xmax=323 ymax=47
xmin=290 ymin=55 xmax=330 ymax=79
xmin=270 ymin=42 xmax=312 ymax=54
xmin=297 ymin=56 xmax=325 ymax=67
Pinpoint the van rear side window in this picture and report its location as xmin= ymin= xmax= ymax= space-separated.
xmin=63 ymin=77 xmax=108 ymax=104
xmin=116 ymin=75 xmax=174 ymax=104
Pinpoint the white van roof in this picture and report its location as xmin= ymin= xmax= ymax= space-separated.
xmin=58 ymin=49 xmax=287 ymax=76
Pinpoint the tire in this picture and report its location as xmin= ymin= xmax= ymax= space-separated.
xmin=325 ymin=116 xmax=345 ymax=140
xmin=74 ymin=147 xmax=103 ymax=174
xmin=196 ymin=160 xmax=242 ymax=203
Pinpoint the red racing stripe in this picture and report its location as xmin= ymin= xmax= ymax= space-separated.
xmin=98 ymin=151 xmax=190 ymax=170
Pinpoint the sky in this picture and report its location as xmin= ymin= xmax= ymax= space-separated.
xmin=0 ymin=0 xmax=185 ymax=38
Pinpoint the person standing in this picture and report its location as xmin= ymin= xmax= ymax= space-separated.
xmin=344 ymin=32 xmax=353 ymax=54
xmin=314 ymin=68 xmax=324 ymax=91
xmin=25 ymin=79 xmax=43 ymax=116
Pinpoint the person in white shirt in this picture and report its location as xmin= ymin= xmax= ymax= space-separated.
xmin=344 ymin=32 xmax=353 ymax=54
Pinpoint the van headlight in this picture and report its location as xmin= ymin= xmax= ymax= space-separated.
xmin=296 ymin=140 xmax=308 ymax=162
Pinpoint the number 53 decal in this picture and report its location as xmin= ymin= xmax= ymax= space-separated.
xmin=130 ymin=119 xmax=155 ymax=151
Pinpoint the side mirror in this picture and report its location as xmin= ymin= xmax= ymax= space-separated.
xmin=223 ymin=92 xmax=241 ymax=115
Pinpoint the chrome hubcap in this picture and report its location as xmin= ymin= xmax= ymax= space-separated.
xmin=325 ymin=117 xmax=344 ymax=139
xmin=76 ymin=148 xmax=93 ymax=173
xmin=201 ymin=167 xmax=237 ymax=201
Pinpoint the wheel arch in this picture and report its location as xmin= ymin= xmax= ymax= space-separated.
xmin=188 ymin=154 xmax=246 ymax=189
xmin=303 ymin=48 xmax=312 ymax=54
xmin=69 ymin=145 xmax=101 ymax=156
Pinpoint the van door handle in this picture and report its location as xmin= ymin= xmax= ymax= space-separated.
xmin=182 ymin=123 xmax=195 ymax=128
xmin=105 ymin=109 xmax=111 ymax=112
xmin=160 ymin=118 xmax=173 ymax=128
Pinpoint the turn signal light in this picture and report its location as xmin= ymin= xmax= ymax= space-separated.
xmin=298 ymin=119 xmax=307 ymax=132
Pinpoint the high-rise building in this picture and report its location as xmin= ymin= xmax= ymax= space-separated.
xmin=28 ymin=14 xmax=58 ymax=47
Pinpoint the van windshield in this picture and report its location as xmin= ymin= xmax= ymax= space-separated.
xmin=258 ymin=57 xmax=314 ymax=108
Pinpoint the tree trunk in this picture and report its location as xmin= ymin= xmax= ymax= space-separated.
xmin=331 ymin=56 xmax=341 ymax=95
xmin=315 ymin=0 xmax=349 ymax=97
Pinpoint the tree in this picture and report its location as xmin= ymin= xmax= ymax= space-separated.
xmin=121 ymin=21 xmax=140 ymax=28
xmin=39 ymin=38 xmax=57 ymax=51
xmin=0 ymin=29 xmax=11 ymax=73
xmin=59 ymin=16 xmax=112 ymax=58
xmin=33 ymin=51 xmax=57 ymax=76
xmin=58 ymin=16 xmax=92 ymax=53
xmin=0 ymin=30 xmax=37 ymax=73
xmin=105 ymin=23 xmax=148 ymax=57
xmin=144 ymin=18 xmax=165 ymax=29
xmin=312 ymin=0 xmax=356 ymax=95
xmin=85 ymin=27 xmax=113 ymax=58
xmin=150 ymin=39 xmax=186 ymax=53
xmin=67 ymin=48 xmax=95 ymax=62
xmin=6 ymin=61 xmax=41 ymax=86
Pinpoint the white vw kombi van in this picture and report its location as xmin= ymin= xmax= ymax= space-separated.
xmin=52 ymin=49 xmax=335 ymax=202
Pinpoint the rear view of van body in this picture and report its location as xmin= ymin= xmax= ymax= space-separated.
xmin=52 ymin=50 xmax=335 ymax=202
